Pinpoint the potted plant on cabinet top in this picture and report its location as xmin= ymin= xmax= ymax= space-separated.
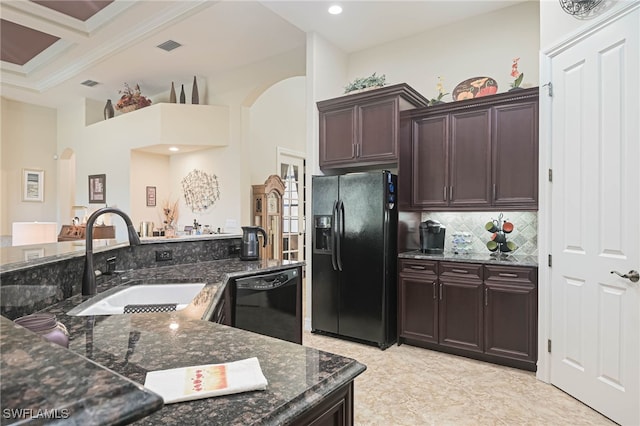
xmin=428 ymin=76 xmax=450 ymax=106
xmin=344 ymin=72 xmax=386 ymax=94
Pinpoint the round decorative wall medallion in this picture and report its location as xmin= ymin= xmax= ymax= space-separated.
xmin=559 ymin=0 xmax=604 ymax=18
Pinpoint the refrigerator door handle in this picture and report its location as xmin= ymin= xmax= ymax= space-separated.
xmin=331 ymin=201 xmax=338 ymax=271
xmin=336 ymin=199 xmax=344 ymax=272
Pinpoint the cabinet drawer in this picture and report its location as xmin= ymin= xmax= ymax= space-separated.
xmin=484 ymin=265 xmax=536 ymax=285
xmin=439 ymin=262 xmax=483 ymax=280
xmin=399 ymin=259 xmax=438 ymax=276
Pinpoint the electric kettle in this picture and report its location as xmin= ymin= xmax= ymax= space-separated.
xmin=240 ymin=226 xmax=267 ymax=260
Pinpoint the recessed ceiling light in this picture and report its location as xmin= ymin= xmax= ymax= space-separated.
xmin=328 ymin=5 xmax=342 ymax=15
xmin=169 ymin=147 xmax=179 ymax=152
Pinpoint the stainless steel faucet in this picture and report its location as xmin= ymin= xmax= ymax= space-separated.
xmin=82 ymin=207 xmax=141 ymax=296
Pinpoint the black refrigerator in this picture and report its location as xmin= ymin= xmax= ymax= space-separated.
xmin=311 ymin=170 xmax=398 ymax=349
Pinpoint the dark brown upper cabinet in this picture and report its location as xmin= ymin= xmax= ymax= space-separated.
xmin=399 ymin=87 xmax=539 ymax=211
xmin=318 ymin=84 xmax=428 ymax=170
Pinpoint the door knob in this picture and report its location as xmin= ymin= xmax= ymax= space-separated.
xmin=610 ymin=270 xmax=640 ymax=283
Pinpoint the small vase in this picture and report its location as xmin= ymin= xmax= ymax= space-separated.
xmin=104 ymin=99 xmax=114 ymax=120
xmin=169 ymin=82 xmax=177 ymax=103
xmin=180 ymin=84 xmax=186 ymax=104
xmin=14 ymin=313 xmax=69 ymax=348
xmin=191 ymin=76 xmax=199 ymax=104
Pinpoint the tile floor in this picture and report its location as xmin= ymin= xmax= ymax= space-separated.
xmin=303 ymin=332 xmax=615 ymax=426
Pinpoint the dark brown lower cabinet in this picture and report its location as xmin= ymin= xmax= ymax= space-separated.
xmin=398 ymin=260 xmax=438 ymax=343
xmin=439 ymin=278 xmax=484 ymax=353
xmin=290 ymin=381 xmax=354 ymax=426
xmin=398 ymin=258 xmax=537 ymax=371
xmin=484 ymin=265 xmax=537 ymax=365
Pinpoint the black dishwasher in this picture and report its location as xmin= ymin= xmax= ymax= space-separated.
xmin=233 ymin=267 xmax=301 ymax=344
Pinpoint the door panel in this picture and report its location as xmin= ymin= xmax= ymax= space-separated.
xmin=311 ymin=176 xmax=339 ymax=334
xmin=549 ymin=7 xmax=639 ymax=425
xmin=338 ymin=172 xmax=386 ymax=343
xmin=412 ymin=115 xmax=449 ymax=208
xmin=449 ymin=109 xmax=491 ymax=207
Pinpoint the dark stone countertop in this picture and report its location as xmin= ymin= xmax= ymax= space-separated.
xmin=398 ymin=250 xmax=539 ymax=267
xmin=1 ymin=258 xmax=366 ymax=425
xmin=0 ymin=316 xmax=164 ymax=425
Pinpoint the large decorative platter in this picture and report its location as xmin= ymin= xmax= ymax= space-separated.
xmin=452 ymin=76 xmax=498 ymax=101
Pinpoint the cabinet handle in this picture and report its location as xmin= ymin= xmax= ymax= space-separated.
xmin=443 ymin=186 xmax=447 ymax=201
xmin=439 ymin=282 xmax=443 ymax=300
xmin=498 ymin=273 xmax=518 ymax=278
xmin=493 ymin=184 xmax=496 ymax=201
xmin=356 ymin=144 xmax=361 ymax=158
xmin=485 ymin=288 xmax=488 ymax=306
xmin=451 ymin=268 xmax=469 ymax=274
xmin=432 ymin=282 xmax=436 ymax=300
xmin=449 ymin=186 xmax=453 ymax=201
xmin=409 ymin=265 xmax=426 ymax=270
xmin=351 ymin=144 xmax=356 ymax=158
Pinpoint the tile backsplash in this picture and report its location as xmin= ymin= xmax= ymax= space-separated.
xmin=419 ymin=211 xmax=538 ymax=256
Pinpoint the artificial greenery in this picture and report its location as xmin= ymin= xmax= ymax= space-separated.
xmin=344 ymin=73 xmax=386 ymax=94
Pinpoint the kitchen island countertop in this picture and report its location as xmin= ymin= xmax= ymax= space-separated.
xmin=1 ymin=258 xmax=366 ymax=425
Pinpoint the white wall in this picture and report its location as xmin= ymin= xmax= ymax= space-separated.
xmin=167 ymin=146 xmax=242 ymax=233
xmin=0 ymin=98 xmax=58 ymax=237
xmin=539 ymin=0 xmax=637 ymax=49
xmin=249 ymin=76 xmax=307 ymax=185
xmin=130 ymin=151 xmax=170 ymax=229
xmin=346 ymin=1 xmax=540 ymax=100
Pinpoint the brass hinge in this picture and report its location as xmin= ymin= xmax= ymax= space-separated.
xmin=548 ymin=339 xmax=552 ymax=353
xmin=548 ymin=169 xmax=553 ymax=182
xmin=548 ymin=254 xmax=552 ymax=267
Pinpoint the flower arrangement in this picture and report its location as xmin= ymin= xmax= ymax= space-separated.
xmin=161 ymin=198 xmax=179 ymax=229
xmin=344 ymin=72 xmax=386 ymax=94
xmin=428 ymin=76 xmax=449 ymax=106
xmin=510 ymin=57 xmax=524 ymax=90
xmin=116 ymin=83 xmax=152 ymax=112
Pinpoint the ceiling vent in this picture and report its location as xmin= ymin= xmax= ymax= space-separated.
xmin=81 ymin=80 xmax=99 ymax=87
xmin=157 ymin=40 xmax=182 ymax=52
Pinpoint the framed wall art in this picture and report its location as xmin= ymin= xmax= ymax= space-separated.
xmin=22 ymin=169 xmax=44 ymax=202
xmin=88 ymin=174 xmax=106 ymax=204
xmin=146 ymin=186 xmax=157 ymax=207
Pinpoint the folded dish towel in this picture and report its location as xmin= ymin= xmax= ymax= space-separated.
xmin=144 ymin=357 xmax=268 ymax=404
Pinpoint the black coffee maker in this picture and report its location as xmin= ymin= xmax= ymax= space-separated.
xmin=419 ymin=220 xmax=446 ymax=254
xmin=240 ymin=226 xmax=267 ymax=260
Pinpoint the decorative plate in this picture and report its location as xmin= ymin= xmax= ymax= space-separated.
xmin=452 ymin=77 xmax=498 ymax=101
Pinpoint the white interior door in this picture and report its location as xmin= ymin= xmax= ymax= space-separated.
xmin=278 ymin=149 xmax=305 ymax=262
xmin=549 ymin=7 xmax=639 ymax=425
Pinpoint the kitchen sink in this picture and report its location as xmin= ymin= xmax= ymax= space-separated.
xmin=67 ymin=282 xmax=206 ymax=316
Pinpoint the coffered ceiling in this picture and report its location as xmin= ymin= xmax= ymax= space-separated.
xmin=0 ymin=0 xmax=528 ymax=109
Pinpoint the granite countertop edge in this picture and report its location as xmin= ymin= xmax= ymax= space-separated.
xmin=263 ymin=361 xmax=367 ymax=425
xmin=398 ymin=250 xmax=539 ymax=267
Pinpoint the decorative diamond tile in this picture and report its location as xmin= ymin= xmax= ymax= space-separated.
xmin=421 ymin=211 xmax=538 ymax=256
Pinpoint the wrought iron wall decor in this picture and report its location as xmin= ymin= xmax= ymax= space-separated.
xmin=181 ymin=169 xmax=220 ymax=213
xmin=559 ymin=0 xmax=604 ymax=18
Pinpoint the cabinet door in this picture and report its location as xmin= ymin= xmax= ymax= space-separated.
xmin=439 ymin=262 xmax=484 ymax=353
xmin=411 ymin=115 xmax=449 ymax=208
xmin=449 ymin=109 xmax=492 ymax=208
xmin=398 ymin=260 xmax=439 ymax=344
xmin=492 ymin=101 xmax=539 ymax=208
xmin=357 ymin=98 xmax=398 ymax=163
xmin=484 ymin=265 xmax=537 ymax=364
xmin=319 ymin=106 xmax=356 ymax=167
